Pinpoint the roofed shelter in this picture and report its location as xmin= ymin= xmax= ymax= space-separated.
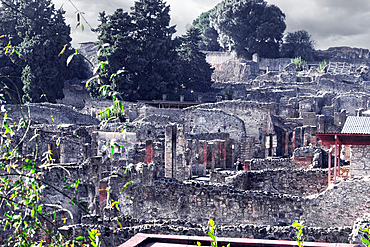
xmin=316 ymin=116 xmax=370 ymax=184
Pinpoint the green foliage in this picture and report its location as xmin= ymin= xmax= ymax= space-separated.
xmin=317 ymin=60 xmax=327 ymax=72
xmin=360 ymin=226 xmax=370 ymax=247
xmin=192 ymin=6 xmax=221 ymax=51
xmin=197 ymin=220 xmax=230 ymax=247
xmin=90 ymin=0 xmax=180 ymax=101
xmin=0 ymin=1 xmax=23 ymax=102
xmin=88 ymin=228 xmax=101 ymax=247
xmin=281 ymin=30 xmax=315 ymax=61
xmin=91 ymin=0 xmax=214 ymax=101
xmin=292 ymin=221 xmax=304 ymax=247
xmin=177 ymin=27 xmax=214 ymax=93
xmin=0 ymin=0 xmax=88 ymax=103
xmin=210 ymin=0 xmax=286 ymax=59
xmin=0 ymin=1 xmax=131 ymax=246
xmin=291 ymin=57 xmax=307 ymax=71
xmin=6 ymin=0 xmax=74 ymax=103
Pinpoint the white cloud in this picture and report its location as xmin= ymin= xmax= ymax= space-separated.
xmin=52 ymin=0 xmax=370 ymax=50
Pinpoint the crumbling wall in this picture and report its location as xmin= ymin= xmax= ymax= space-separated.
xmin=259 ymin=57 xmax=291 ymax=72
xmin=250 ymin=158 xmax=295 ymax=170
xmin=136 ymin=178 xmax=304 ymax=226
xmin=193 ymin=100 xmax=274 ymax=140
xmin=182 ymin=107 xmax=245 ymax=158
xmin=211 ymin=60 xmax=259 ymax=82
xmin=218 ymin=168 xmax=330 ymax=197
xmin=139 ymin=106 xmax=182 ymax=121
xmin=205 ymin=51 xmax=235 ymax=66
xmin=6 ymin=103 xmax=100 ymax=125
xmin=57 ymin=219 xmax=353 ymax=246
xmin=305 ymin=177 xmax=370 ymax=228
xmin=350 ymin=145 xmax=370 ymax=177
xmin=333 ymin=93 xmax=368 ymax=116
xmin=96 ymin=131 xmax=136 ymax=165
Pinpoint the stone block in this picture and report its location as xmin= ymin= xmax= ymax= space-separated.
xmin=302 ymin=112 xmax=316 ymax=126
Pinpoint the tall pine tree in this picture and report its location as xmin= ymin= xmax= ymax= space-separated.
xmin=129 ymin=0 xmax=180 ymax=100
xmin=192 ymin=6 xmax=221 ymax=51
xmin=92 ymin=0 xmax=215 ymax=101
xmin=92 ymin=0 xmax=181 ymax=101
xmin=178 ymin=27 xmax=214 ymax=92
xmin=0 ymin=0 xmax=23 ymax=103
xmin=4 ymin=0 xmax=73 ymax=103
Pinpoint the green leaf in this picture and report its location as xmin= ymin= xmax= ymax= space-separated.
xmin=292 ymin=222 xmax=301 ymax=228
xmin=111 ymin=145 xmax=114 ymax=155
xmin=76 ymin=236 xmax=85 ymax=241
xmin=75 ymin=179 xmax=80 ymax=191
xmin=362 ymin=238 xmax=370 ymax=245
xmin=31 ymin=208 xmax=35 ymax=218
xmin=58 ymin=44 xmax=67 ymax=57
xmin=122 ymin=180 xmax=132 ymax=191
xmin=13 ymin=49 xmax=20 ymax=56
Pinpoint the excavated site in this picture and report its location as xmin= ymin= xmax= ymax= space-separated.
xmin=2 ymin=46 xmax=370 ymax=246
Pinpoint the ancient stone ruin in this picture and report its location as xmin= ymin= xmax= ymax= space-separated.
xmin=2 ymin=46 xmax=370 ymax=246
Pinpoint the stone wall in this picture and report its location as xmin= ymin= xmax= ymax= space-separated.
xmin=305 ymin=177 xmax=370 ymax=228
xmin=211 ymin=168 xmax=330 ymax=197
xmin=57 ymin=219 xmax=353 ymax=246
xmin=194 ymin=100 xmax=274 ymax=140
xmin=333 ymin=93 xmax=368 ymax=116
xmin=6 ymin=103 xmax=100 ymax=125
xmin=136 ymin=178 xmax=304 ymax=226
xmin=182 ymin=107 xmax=245 ymax=158
xmin=350 ymin=145 xmax=370 ymax=177
xmin=139 ymin=106 xmax=182 ymax=121
xmin=259 ymin=58 xmax=291 ymax=72
xmin=250 ymin=158 xmax=295 ymax=170
xmin=96 ymin=131 xmax=137 ymax=165
xmin=205 ymin=51 xmax=235 ymax=66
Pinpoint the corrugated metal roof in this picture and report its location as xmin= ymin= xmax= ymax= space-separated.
xmin=341 ymin=116 xmax=370 ymax=134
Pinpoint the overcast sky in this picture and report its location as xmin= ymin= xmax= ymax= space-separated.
xmin=52 ymin=0 xmax=370 ymax=51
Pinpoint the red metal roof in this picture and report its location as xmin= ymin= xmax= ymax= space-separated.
xmin=316 ymin=133 xmax=370 ymax=145
xmin=119 ymin=233 xmax=359 ymax=247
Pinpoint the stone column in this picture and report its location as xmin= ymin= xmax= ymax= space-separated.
xmin=175 ymin=124 xmax=186 ymax=181
xmin=88 ymin=156 xmax=102 ymax=215
xmin=60 ymin=144 xmax=66 ymax=163
xmin=198 ymin=140 xmax=207 ymax=176
xmin=165 ymin=124 xmax=176 ymax=178
xmin=214 ymin=140 xmax=221 ymax=168
xmin=185 ymin=139 xmax=192 ymax=179
xmin=91 ymin=131 xmax=98 ymax=157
